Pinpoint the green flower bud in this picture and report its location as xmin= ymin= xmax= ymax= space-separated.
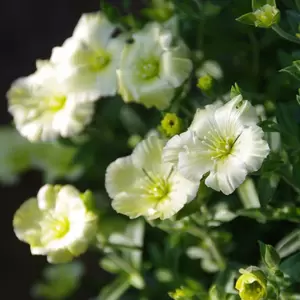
xmin=142 ymin=0 xmax=174 ymax=22
xmin=235 ymin=266 xmax=267 ymax=300
xmin=128 ymin=134 xmax=142 ymax=149
xmin=169 ymin=287 xmax=195 ymax=300
xmin=160 ymin=113 xmax=183 ymax=137
xmin=253 ymin=4 xmax=280 ymax=28
xmin=197 ymin=75 xmax=213 ymax=92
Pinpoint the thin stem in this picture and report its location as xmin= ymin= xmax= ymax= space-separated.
xmin=296 ymin=0 xmax=300 ymax=11
xmin=187 ymin=224 xmax=226 ymax=271
xmin=280 ymin=172 xmax=300 ymax=194
xmin=272 ymin=24 xmax=300 ymax=45
xmin=104 ymin=242 xmax=141 ymax=251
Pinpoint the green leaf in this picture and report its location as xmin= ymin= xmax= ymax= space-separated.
xmin=100 ymin=0 xmax=121 ymax=23
xmin=258 ymin=241 xmax=281 ymax=272
xmin=280 ymin=252 xmax=300 ymax=282
xmin=275 ymin=102 xmax=300 ymax=148
xmin=257 ymin=175 xmax=280 ymax=206
xmin=259 ymin=120 xmax=280 ymax=132
xmin=230 ymin=83 xmax=241 ymax=98
xmin=252 ymin=0 xmax=277 ymax=10
xmin=280 ymin=60 xmax=300 ymax=81
xmin=236 ymin=12 xmax=256 ymax=26
xmin=209 ymin=285 xmax=225 ymax=300
xmin=172 ymin=0 xmax=203 ymax=20
xmin=276 ymin=229 xmax=300 ymax=258
xmin=97 ymin=275 xmax=131 ymax=300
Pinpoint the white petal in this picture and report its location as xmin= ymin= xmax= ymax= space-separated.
xmin=178 ymin=149 xmax=213 ymax=182
xmin=232 ymin=125 xmax=270 ymax=173
xmin=73 ymin=12 xmax=116 ymax=49
xmin=138 ymin=78 xmax=175 ymax=110
xmin=215 ymin=95 xmax=258 ymax=127
xmin=13 ymin=198 xmax=43 ymax=245
xmin=37 ymin=184 xmax=56 ymax=210
xmin=189 ymin=106 xmax=215 ymax=133
xmin=205 ymin=156 xmax=248 ymax=195
xmin=150 ymin=174 xmax=199 ymax=220
xmin=112 ymin=189 xmax=155 ymax=219
xmin=55 ymin=185 xmax=84 ymax=213
xmin=163 ymin=130 xmax=194 ymax=164
xmin=132 ymin=135 xmax=165 ymax=173
xmin=105 ymin=156 xmax=143 ymax=198
xmin=160 ymin=52 xmax=192 ymax=87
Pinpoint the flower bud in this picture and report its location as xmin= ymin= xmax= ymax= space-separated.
xmin=253 ymin=4 xmax=280 ymax=28
xmin=160 ymin=113 xmax=183 ymax=137
xmin=197 ymin=75 xmax=213 ymax=92
xmin=235 ymin=266 xmax=267 ymax=300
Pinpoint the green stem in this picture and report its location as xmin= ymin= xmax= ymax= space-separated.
xmin=187 ymin=225 xmax=226 ymax=271
xmin=296 ymin=0 xmax=300 ymax=11
xmin=272 ymin=24 xmax=300 ymax=45
xmin=104 ymin=242 xmax=141 ymax=251
xmin=281 ymin=172 xmax=300 ymax=194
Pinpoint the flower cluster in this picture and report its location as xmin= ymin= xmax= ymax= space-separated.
xmin=7 ymin=12 xmax=192 ymax=142
xmin=9 ymin=3 xmax=287 ymax=299
xmin=105 ymin=95 xmax=270 ymax=219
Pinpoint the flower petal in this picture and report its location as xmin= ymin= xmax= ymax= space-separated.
xmin=163 ymin=130 xmax=195 ymax=164
xmin=215 ymin=95 xmax=258 ymax=127
xmin=105 ymin=156 xmax=143 ymax=199
xmin=138 ymin=78 xmax=175 ymax=110
xmin=205 ymin=156 xmax=248 ymax=195
xmin=73 ymin=12 xmax=116 ymax=49
xmin=132 ymin=135 xmax=165 ymax=173
xmin=232 ymin=125 xmax=270 ymax=173
xmin=178 ymin=149 xmax=213 ymax=182
xmin=13 ymin=198 xmax=43 ymax=245
xmin=160 ymin=52 xmax=192 ymax=87
xmin=112 ymin=188 xmax=155 ymax=219
xmin=149 ymin=174 xmax=199 ymax=220
xmin=37 ymin=184 xmax=57 ymax=210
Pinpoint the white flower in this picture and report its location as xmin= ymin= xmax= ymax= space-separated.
xmin=13 ymin=184 xmax=98 ymax=263
xmin=105 ymin=135 xmax=199 ymax=220
xmin=7 ymin=61 xmax=94 ymax=142
xmin=163 ymin=95 xmax=270 ymax=195
xmin=51 ymin=12 xmax=126 ymax=100
xmin=117 ymin=22 xmax=193 ymax=110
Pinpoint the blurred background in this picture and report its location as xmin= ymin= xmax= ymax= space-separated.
xmin=0 ymin=0 xmax=127 ymax=298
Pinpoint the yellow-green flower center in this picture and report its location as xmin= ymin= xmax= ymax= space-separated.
xmin=201 ymin=130 xmax=236 ymax=161
xmin=48 ymin=95 xmax=67 ymax=112
xmin=143 ymin=170 xmax=170 ymax=201
xmin=89 ymin=50 xmax=111 ymax=72
xmin=149 ymin=179 xmax=170 ymax=200
xmin=42 ymin=215 xmax=70 ymax=244
xmin=241 ymin=281 xmax=263 ymax=300
xmin=136 ymin=57 xmax=160 ymax=80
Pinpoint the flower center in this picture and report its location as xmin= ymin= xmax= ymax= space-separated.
xmin=48 ymin=95 xmax=66 ymax=112
xmin=136 ymin=57 xmax=159 ymax=80
xmin=143 ymin=169 xmax=170 ymax=201
xmin=149 ymin=179 xmax=170 ymax=200
xmin=201 ymin=129 xmax=236 ymax=161
xmin=243 ymin=281 xmax=263 ymax=300
xmin=89 ymin=50 xmax=111 ymax=72
xmin=42 ymin=215 xmax=70 ymax=244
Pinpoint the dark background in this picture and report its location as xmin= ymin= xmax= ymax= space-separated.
xmin=0 ymin=0 xmax=128 ymax=299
